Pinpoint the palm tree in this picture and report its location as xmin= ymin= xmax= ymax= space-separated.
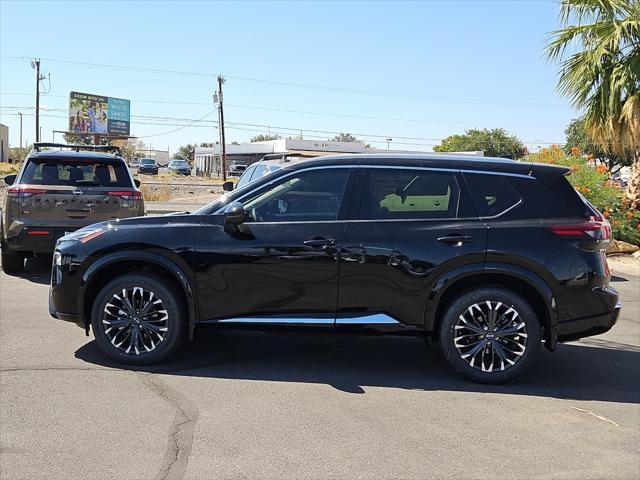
xmin=546 ymin=0 xmax=640 ymax=208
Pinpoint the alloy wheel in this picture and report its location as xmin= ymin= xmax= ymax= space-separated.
xmin=453 ymin=301 xmax=528 ymax=373
xmin=102 ymin=287 xmax=169 ymax=355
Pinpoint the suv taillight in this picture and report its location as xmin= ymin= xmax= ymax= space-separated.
xmin=546 ymin=215 xmax=611 ymax=241
xmin=108 ymin=190 xmax=143 ymax=200
xmin=7 ymin=187 xmax=48 ymax=198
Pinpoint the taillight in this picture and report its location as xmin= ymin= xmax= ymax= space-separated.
xmin=107 ymin=190 xmax=143 ymax=201
xmin=7 ymin=187 xmax=48 ymax=198
xmin=546 ymin=216 xmax=611 ymax=241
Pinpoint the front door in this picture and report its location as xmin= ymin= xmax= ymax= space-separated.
xmin=338 ymin=167 xmax=488 ymax=326
xmin=195 ymin=167 xmax=354 ymax=322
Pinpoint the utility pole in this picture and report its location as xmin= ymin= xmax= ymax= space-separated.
xmin=217 ymin=75 xmax=227 ymax=181
xmin=18 ymin=112 xmax=23 ymax=149
xmin=31 ymin=59 xmax=45 ymax=143
xmin=386 ymin=138 xmax=393 ymax=150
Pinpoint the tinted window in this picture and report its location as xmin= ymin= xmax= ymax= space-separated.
xmin=236 ymin=165 xmax=256 ymax=189
xmin=242 ymin=168 xmax=349 ymax=222
xmin=505 ymin=176 xmax=585 ymax=219
xmin=360 ymin=169 xmax=460 ymax=219
xmin=21 ymin=159 xmax=132 ymax=187
xmin=464 ymin=173 xmax=521 ymax=218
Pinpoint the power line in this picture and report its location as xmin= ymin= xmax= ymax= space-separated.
xmin=0 ymin=92 xmax=566 ymax=128
xmin=0 ymin=56 xmax=559 ymax=107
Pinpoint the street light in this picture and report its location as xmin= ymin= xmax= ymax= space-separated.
xmin=386 ymin=138 xmax=393 ymax=150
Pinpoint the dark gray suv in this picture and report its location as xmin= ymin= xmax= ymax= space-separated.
xmin=1 ymin=143 xmax=144 ymax=274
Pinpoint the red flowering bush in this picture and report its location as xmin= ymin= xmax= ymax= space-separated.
xmin=527 ymin=146 xmax=639 ymax=245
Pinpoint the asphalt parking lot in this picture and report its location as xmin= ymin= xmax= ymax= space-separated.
xmin=1 ymin=258 xmax=638 ymax=480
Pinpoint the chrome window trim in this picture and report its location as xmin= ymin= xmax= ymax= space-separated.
xmin=215 ymin=163 xmax=532 ymax=221
xmin=461 ymin=169 xmax=535 ymax=180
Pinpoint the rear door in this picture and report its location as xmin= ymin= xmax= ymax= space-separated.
xmin=16 ymin=158 xmax=142 ymax=233
xmin=337 ymin=167 xmax=488 ymax=327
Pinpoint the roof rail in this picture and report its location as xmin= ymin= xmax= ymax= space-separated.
xmin=32 ymin=142 xmax=122 ymax=155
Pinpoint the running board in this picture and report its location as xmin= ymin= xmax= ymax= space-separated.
xmin=215 ymin=313 xmax=401 ymax=326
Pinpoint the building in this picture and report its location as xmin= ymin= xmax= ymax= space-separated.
xmin=194 ymin=137 xmax=484 ymax=177
xmin=0 ymin=124 xmax=8 ymax=163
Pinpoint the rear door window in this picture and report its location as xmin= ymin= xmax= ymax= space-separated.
xmin=21 ymin=158 xmax=132 ymax=187
xmin=359 ymin=168 xmax=460 ymax=219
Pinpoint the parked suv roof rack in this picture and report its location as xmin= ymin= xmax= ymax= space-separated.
xmin=31 ymin=142 xmax=122 ymax=155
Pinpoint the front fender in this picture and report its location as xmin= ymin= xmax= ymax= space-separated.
xmin=80 ymin=250 xmax=197 ymax=339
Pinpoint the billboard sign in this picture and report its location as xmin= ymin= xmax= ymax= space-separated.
xmin=68 ymin=91 xmax=130 ymax=136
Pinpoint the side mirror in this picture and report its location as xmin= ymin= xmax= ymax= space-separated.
xmin=223 ymin=181 xmax=234 ymax=192
xmin=134 ymin=179 xmax=141 ymax=188
xmin=4 ymin=174 xmax=16 ymax=186
xmin=223 ymin=201 xmax=245 ymax=226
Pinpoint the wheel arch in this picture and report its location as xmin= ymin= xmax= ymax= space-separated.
xmin=426 ymin=263 xmax=557 ymax=349
xmin=81 ymin=251 xmax=197 ymax=339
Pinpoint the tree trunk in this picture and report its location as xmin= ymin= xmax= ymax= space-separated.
xmin=625 ymin=146 xmax=640 ymax=210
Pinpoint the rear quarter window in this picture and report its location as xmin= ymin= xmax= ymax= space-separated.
xmin=464 ymin=172 xmax=587 ymax=220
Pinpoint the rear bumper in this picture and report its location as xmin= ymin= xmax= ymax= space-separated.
xmin=5 ymin=226 xmax=77 ymax=254
xmin=558 ymin=286 xmax=621 ymax=341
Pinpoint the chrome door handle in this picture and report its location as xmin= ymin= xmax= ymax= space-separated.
xmin=437 ymin=235 xmax=472 ymax=246
xmin=303 ymin=238 xmax=336 ymax=248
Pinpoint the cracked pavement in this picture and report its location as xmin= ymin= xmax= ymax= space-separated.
xmin=1 ymin=258 xmax=639 ymax=479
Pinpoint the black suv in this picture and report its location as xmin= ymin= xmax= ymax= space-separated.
xmin=49 ymin=154 xmax=620 ymax=383
xmin=2 ymin=144 xmax=144 ymax=274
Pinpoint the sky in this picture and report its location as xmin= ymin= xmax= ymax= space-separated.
xmin=0 ymin=0 xmax=578 ymax=155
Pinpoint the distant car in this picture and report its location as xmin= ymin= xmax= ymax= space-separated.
xmin=1 ymin=143 xmax=144 ymax=274
xmin=224 ymin=157 xmax=307 ymax=191
xmin=227 ymin=160 xmax=247 ymax=177
xmin=168 ymin=159 xmax=191 ymax=176
xmin=129 ymin=158 xmax=140 ymax=168
xmin=138 ymin=158 xmax=158 ymax=175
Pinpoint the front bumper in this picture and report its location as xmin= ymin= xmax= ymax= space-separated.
xmin=557 ymin=286 xmax=621 ymax=341
xmin=49 ymin=240 xmax=88 ymax=330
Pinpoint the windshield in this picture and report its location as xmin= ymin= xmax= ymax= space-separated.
xmin=172 ymin=160 xmax=189 ymax=167
xmin=21 ymin=158 xmax=132 ymax=187
xmin=141 ymin=159 xmax=156 ymax=165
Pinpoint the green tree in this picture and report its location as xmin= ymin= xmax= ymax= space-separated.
xmin=8 ymin=146 xmax=32 ymax=163
xmin=433 ymin=128 xmax=526 ymax=159
xmin=174 ymin=144 xmax=196 ymax=165
xmin=546 ymin=0 xmax=640 ymax=208
xmin=329 ymin=133 xmax=362 ymax=143
xmin=62 ymin=133 xmax=112 ymax=146
xmin=564 ymin=117 xmax=633 ymax=171
xmin=250 ymin=134 xmax=279 ymax=142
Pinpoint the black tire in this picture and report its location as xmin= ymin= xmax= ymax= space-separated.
xmin=439 ymin=287 xmax=541 ymax=384
xmin=91 ymin=274 xmax=184 ymax=365
xmin=1 ymin=246 xmax=25 ymax=275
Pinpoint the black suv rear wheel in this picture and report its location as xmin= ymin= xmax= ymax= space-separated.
xmin=91 ymin=274 xmax=184 ymax=364
xmin=439 ymin=287 xmax=541 ymax=383
xmin=1 ymin=245 xmax=25 ymax=275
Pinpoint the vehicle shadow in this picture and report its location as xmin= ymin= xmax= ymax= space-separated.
xmin=10 ymin=256 xmax=52 ymax=285
xmin=75 ymin=327 xmax=640 ymax=404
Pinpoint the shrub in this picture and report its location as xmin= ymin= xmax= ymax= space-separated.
xmin=526 ymin=146 xmax=639 ymax=245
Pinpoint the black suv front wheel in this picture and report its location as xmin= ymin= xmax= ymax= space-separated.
xmin=439 ymin=288 xmax=541 ymax=383
xmin=91 ymin=274 xmax=184 ymax=364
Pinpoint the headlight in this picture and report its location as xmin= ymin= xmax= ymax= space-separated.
xmin=62 ymin=225 xmax=111 ymax=244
